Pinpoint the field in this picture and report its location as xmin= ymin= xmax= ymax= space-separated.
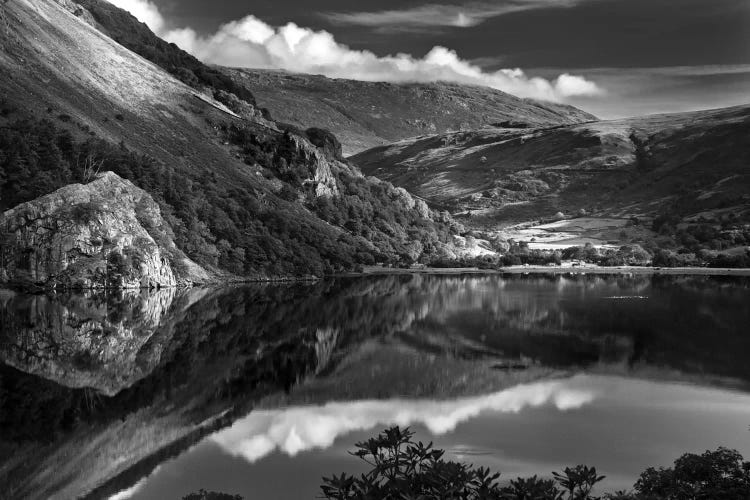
xmin=498 ymin=217 xmax=651 ymax=250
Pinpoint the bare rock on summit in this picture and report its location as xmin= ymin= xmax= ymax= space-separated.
xmin=0 ymin=172 xmax=209 ymax=289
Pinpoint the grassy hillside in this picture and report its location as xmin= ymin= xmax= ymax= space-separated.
xmin=225 ymin=69 xmax=598 ymax=155
xmin=71 ymin=0 xmax=258 ymax=107
xmin=0 ymin=0 xmax=461 ymax=278
xmin=353 ymin=105 xmax=750 ymax=264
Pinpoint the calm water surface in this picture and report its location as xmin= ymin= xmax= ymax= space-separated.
xmin=1 ymin=274 xmax=749 ymax=499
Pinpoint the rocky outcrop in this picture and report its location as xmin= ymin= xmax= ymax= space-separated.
xmin=288 ymin=134 xmax=340 ymax=198
xmin=0 ymin=172 xmax=209 ymax=288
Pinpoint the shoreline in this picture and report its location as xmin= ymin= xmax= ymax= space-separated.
xmin=349 ymin=265 xmax=750 ymax=277
xmin=3 ymin=266 xmax=748 ymax=292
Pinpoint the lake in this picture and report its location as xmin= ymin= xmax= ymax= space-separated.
xmin=1 ymin=273 xmax=749 ymax=499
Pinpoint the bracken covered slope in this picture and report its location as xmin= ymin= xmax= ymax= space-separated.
xmin=225 ymin=69 xmax=598 ymax=155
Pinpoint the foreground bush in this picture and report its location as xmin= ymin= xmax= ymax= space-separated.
xmin=635 ymin=447 xmax=750 ymax=500
xmin=182 ymin=436 xmax=750 ymax=500
xmin=319 ymin=427 xmax=606 ymax=499
xmin=318 ymin=427 xmax=750 ymax=500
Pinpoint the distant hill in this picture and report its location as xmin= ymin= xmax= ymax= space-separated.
xmin=352 ymin=105 xmax=750 ymax=260
xmin=353 ymin=105 xmax=750 ymax=220
xmin=224 ymin=69 xmax=598 ymax=155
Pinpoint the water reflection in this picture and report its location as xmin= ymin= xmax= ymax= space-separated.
xmin=125 ymin=375 xmax=750 ymax=499
xmin=212 ymin=377 xmax=597 ymax=464
xmin=0 ymin=287 xmax=201 ymax=395
xmin=0 ymin=274 xmax=749 ymax=499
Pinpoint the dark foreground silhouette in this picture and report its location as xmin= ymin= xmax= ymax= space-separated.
xmin=185 ymin=426 xmax=750 ymax=500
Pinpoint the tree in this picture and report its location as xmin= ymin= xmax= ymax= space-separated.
xmin=321 ymin=428 xmax=750 ymax=500
xmin=635 ymin=447 xmax=750 ymax=500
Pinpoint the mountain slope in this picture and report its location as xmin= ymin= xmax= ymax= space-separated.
xmin=352 ymin=104 xmax=750 ymax=262
xmin=225 ymin=69 xmax=598 ymax=155
xmin=353 ymin=105 xmax=750 ymax=223
xmin=0 ymin=0 xmax=461 ymax=280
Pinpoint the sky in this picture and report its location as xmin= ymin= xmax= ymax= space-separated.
xmin=108 ymin=0 xmax=750 ymax=119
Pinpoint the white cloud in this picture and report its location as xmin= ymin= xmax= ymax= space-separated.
xmin=324 ymin=1 xmax=581 ymax=31
xmin=106 ymin=1 xmax=603 ymax=102
xmin=210 ymin=378 xmax=597 ymax=464
xmin=106 ymin=0 xmax=165 ymax=33
xmin=107 ymin=476 xmax=149 ymax=500
xmin=553 ymin=73 xmax=603 ymax=98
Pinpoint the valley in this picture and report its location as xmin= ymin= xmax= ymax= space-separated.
xmin=352 ymin=105 xmax=750 ymax=265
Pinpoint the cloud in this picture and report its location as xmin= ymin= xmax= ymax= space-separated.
xmin=107 ymin=476 xmax=150 ymax=500
xmin=210 ymin=378 xmax=597 ymax=464
xmin=106 ymin=0 xmax=165 ymax=33
xmin=559 ymin=64 xmax=750 ymax=118
xmin=323 ymin=1 xmax=581 ymax=31
xmin=553 ymin=73 xmax=602 ymax=98
xmin=106 ymin=1 xmax=602 ymax=101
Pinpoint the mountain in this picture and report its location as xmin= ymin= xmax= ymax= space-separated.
xmin=352 ymin=105 xmax=750 ymax=260
xmin=224 ymin=69 xmax=598 ymax=155
xmin=0 ymin=0 xmax=467 ymax=285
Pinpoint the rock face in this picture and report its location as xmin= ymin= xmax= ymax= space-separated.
xmin=288 ymin=133 xmax=340 ymax=198
xmin=0 ymin=172 xmax=207 ymax=288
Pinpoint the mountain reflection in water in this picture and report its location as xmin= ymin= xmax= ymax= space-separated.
xmin=0 ymin=274 xmax=749 ymax=500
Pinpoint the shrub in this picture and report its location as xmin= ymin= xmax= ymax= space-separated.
xmin=652 ymin=249 xmax=678 ymax=267
xmin=635 ymin=447 xmax=750 ymax=500
xmin=321 ymin=428 xmax=750 ymax=500
xmin=652 ymin=213 xmax=680 ymax=233
xmin=320 ymin=427 xmax=504 ymax=499
xmin=320 ymin=427 xmax=610 ymax=500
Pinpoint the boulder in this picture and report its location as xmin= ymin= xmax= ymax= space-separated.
xmin=0 ymin=172 xmax=208 ymax=288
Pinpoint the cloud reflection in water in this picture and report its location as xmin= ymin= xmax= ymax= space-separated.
xmin=211 ymin=377 xmax=596 ymax=463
